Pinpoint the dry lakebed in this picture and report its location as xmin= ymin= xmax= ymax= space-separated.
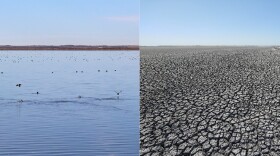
xmin=140 ymin=46 xmax=280 ymax=156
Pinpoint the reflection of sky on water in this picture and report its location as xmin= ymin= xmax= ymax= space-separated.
xmin=0 ymin=50 xmax=139 ymax=156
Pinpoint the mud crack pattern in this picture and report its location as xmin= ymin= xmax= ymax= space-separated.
xmin=140 ymin=46 xmax=280 ymax=156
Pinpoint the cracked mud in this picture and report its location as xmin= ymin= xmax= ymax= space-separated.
xmin=140 ymin=46 xmax=280 ymax=156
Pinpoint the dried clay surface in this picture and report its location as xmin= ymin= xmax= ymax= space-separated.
xmin=140 ymin=46 xmax=280 ymax=156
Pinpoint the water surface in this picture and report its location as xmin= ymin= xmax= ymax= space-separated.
xmin=0 ymin=50 xmax=139 ymax=156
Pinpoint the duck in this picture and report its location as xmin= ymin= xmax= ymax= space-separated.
xmin=16 ymin=84 xmax=22 ymax=87
xmin=115 ymin=90 xmax=122 ymax=96
xmin=32 ymin=92 xmax=40 ymax=94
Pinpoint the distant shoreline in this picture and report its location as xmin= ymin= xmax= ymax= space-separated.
xmin=0 ymin=45 xmax=139 ymax=51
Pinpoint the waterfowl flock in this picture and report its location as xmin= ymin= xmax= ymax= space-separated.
xmin=0 ymin=51 xmax=138 ymax=104
xmin=0 ymin=51 xmax=139 ymax=156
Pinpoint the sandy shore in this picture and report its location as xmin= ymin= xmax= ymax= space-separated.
xmin=141 ymin=46 xmax=280 ymax=155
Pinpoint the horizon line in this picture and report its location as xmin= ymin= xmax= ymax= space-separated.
xmin=140 ymin=45 xmax=280 ymax=47
xmin=0 ymin=45 xmax=139 ymax=51
xmin=0 ymin=45 xmax=139 ymax=46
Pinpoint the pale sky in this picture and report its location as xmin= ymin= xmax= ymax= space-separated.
xmin=0 ymin=0 xmax=139 ymax=45
xmin=141 ymin=0 xmax=280 ymax=46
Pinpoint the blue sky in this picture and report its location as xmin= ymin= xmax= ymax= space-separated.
xmin=0 ymin=0 xmax=139 ymax=45
xmin=141 ymin=0 xmax=280 ymax=46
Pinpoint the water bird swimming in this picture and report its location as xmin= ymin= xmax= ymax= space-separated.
xmin=78 ymin=95 xmax=82 ymax=98
xmin=114 ymin=90 xmax=122 ymax=96
xmin=98 ymin=70 xmax=100 ymax=72
xmin=16 ymin=84 xmax=22 ymax=87
xmin=1 ymin=72 xmax=3 ymax=74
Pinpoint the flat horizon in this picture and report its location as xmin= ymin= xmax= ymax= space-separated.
xmin=0 ymin=45 xmax=139 ymax=51
xmin=140 ymin=45 xmax=280 ymax=47
xmin=0 ymin=45 xmax=139 ymax=46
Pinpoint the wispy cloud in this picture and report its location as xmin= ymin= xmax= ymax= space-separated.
xmin=104 ymin=15 xmax=139 ymax=23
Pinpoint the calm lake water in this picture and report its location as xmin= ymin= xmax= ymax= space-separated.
xmin=0 ymin=51 xmax=139 ymax=156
